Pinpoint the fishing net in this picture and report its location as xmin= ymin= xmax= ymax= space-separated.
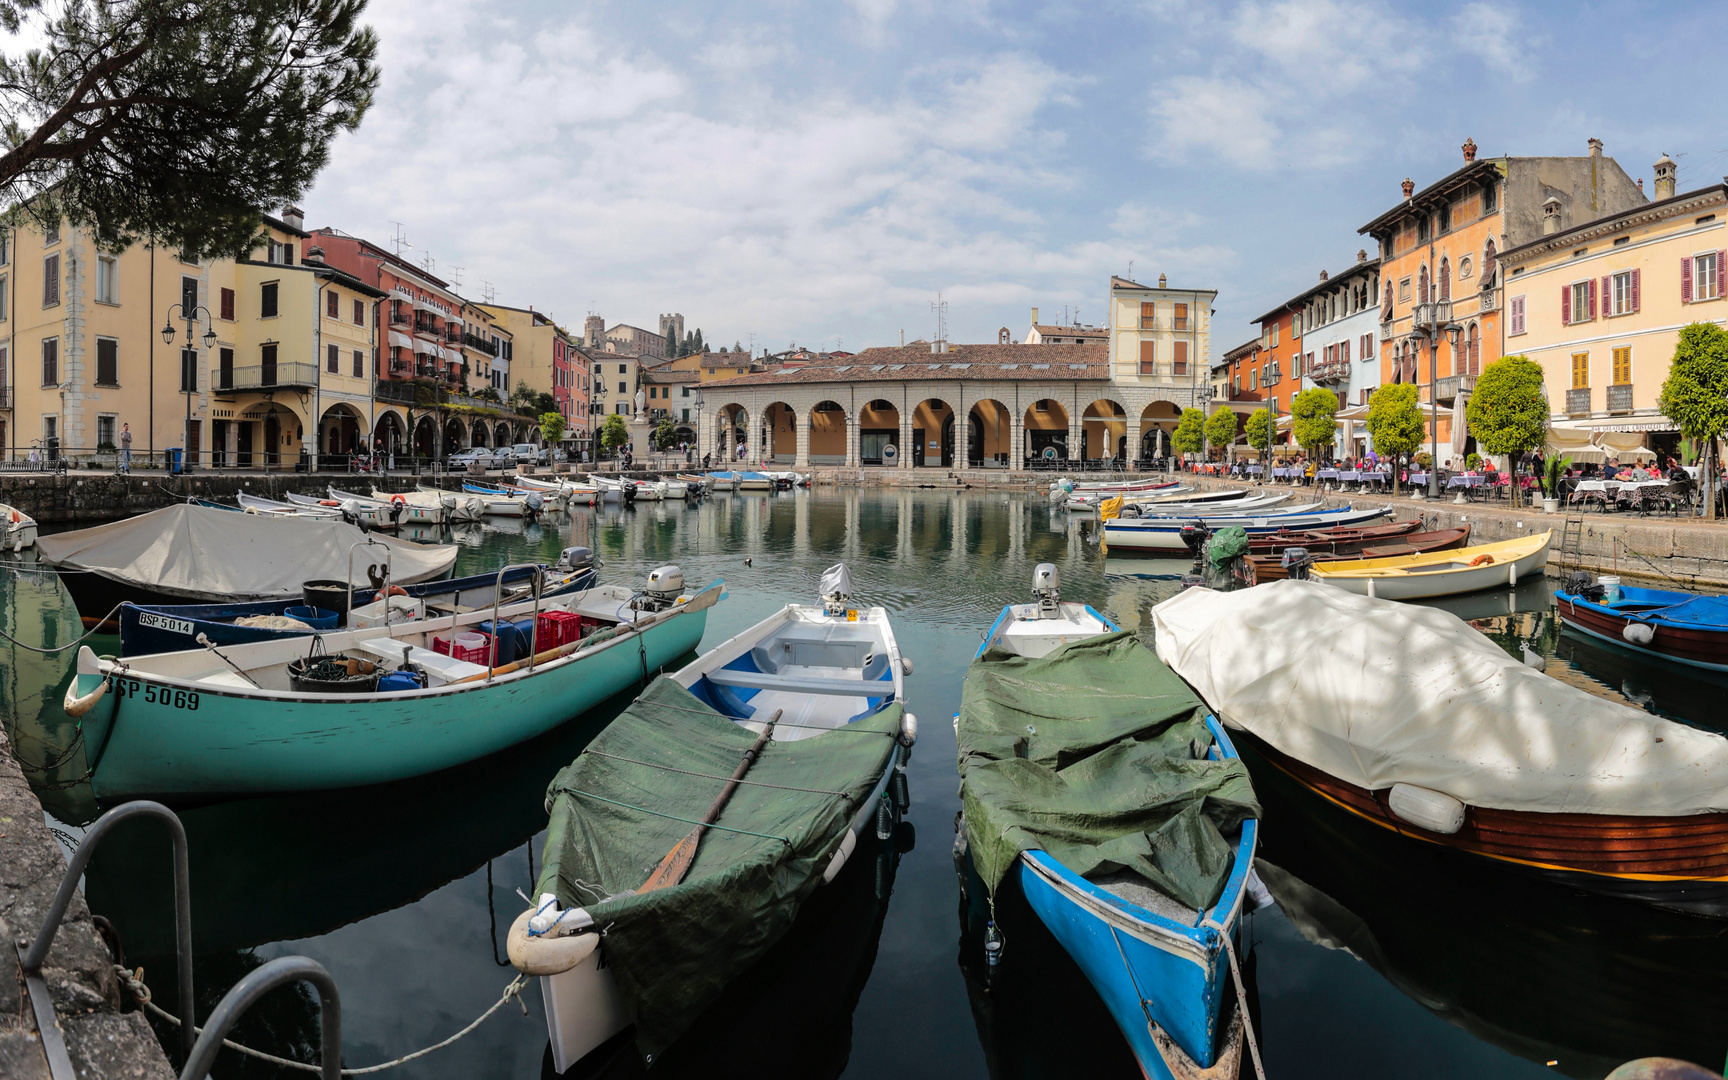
xmin=958 ymin=631 xmax=1259 ymax=912
xmin=536 ymin=675 xmax=901 ymax=1060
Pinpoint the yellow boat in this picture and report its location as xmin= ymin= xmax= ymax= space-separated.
xmin=1307 ymin=531 xmax=1552 ymax=600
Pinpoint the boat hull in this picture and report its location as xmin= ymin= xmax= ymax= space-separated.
xmin=1244 ymin=528 xmax=1471 ymax=582
xmin=1557 ymin=593 xmax=1728 ymax=672
xmin=77 ymin=598 xmax=710 ymax=800
xmin=1104 ymin=507 xmax=1391 ymax=552
xmin=1312 ymin=538 xmax=1548 ymax=599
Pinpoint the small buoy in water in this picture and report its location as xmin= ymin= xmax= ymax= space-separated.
xmin=743 ymin=557 xmax=753 ymax=567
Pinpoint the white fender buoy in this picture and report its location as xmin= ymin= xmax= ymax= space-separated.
xmin=900 ymin=656 xmax=915 ymax=677
xmin=1388 ymin=783 xmax=1466 ymax=834
xmin=63 ymin=675 xmax=108 ymax=718
xmin=1624 ymin=622 xmax=1655 ymax=645
xmin=821 ymin=829 xmax=857 ymax=884
xmin=900 ymin=711 xmax=918 ymax=747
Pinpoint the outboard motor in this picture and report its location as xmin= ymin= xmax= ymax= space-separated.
xmin=1566 ymin=570 xmax=1605 ymax=602
xmin=1032 ymin=563 xmax=1060 ymax=617
xmin=1280 ymin=546 xmax=1313 ymax=581
xmin=387 ymin=499 xmax=405 ymax=526
xmin=820 ymin=562 xmax=854 ymax=616
xmin=522 ymin=491 xmax=545 ymax=520
xmin=555 ymin=546 xmax=594 ymax=573
xmin=1179 ymin=523 xmax=1210 ymax=568
xmin=635 ymin=565 xmax=685 ymax=612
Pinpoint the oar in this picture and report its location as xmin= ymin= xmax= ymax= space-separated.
xmin=639 ymin=708 xmax=782 ymax=893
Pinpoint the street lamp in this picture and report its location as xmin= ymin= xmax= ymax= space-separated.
xmin=1407 ymin=298 xmax=1462 ymax=499
xmin=161 ymin=304 xmax=219 ymax=473
xmin=694 ymin=394 xmax=705 ymax=463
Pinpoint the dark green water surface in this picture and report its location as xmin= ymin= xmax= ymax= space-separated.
xmin=5 ymin=488 xmax=1726 ymax=1079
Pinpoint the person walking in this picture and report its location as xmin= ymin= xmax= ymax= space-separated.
xmin=119 ymin=423 xmax=132 ymax=473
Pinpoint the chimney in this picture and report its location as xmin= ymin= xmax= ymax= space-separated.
xmin=1031 ymin=306 xmax=1039 ymax=326
xmin=1401 ymin=177 xmax=1415 ymax=199
xmin=1319 ymin=270 xmax=1329 ymax=282
xmin=1589 ymin=137 xmax=1603 ymax=160
xmin=1158 ymin=273 xmax=1167 ymax=288
xmin=281 ymin=205 xmax=304 ymax=231
xmin=1357 ymin=248 xmax=1368 ymax=263
xmin=1542 ymin=196 xmax=1562 ymax=235
xmin=302 ymin=245 xmax=325 ymax=264
xmin=1461 ymin=137 xmax=1477 ymax=163
xmin=1654 ymin=153 xmax=1677 ymax=199
xmin=1638 ymin=177 xmax=1644 ymax=194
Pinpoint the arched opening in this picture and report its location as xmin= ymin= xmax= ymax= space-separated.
xmin=967 ymin=399 xmax=1010 ymax=468
xmin=911 ymin=398 xmax=954 ymax=467
xmin=373 ymin=411 xmax=405 ymax=462
xmin=443 ymin=417 xmax=465 ymax=456
xmin=1023 ymin=398 xmax=1068 ymax=465
xmin=717 ymin=404 xmax=748 ymax=462
xmin=413 ymin=415 xmax=436 ymax=458
xmin=240 ymin=402 xmax=300 ymax=470
xmin=762 ymin=402 xmax=797 ymax=462
xmin=809 ymin=401 xmax=847 ymax=464
xmin=320 ymin=404 xmax=366 ymax=460
xmin=470 ymin=420 xmax=490 ymax=448
xmin=1439 ymin=257 xmax=1451 ymax=301
xmin=1139 ymin=401 xmax=1181 ymax=463
xmin=1081 ymin=399 xmax=1128 ymax=462
xmin=1466 ymin=321 xmax=1480 ymax=376
xmin=495 ymin=421 xmax=510 ymax=448
xmin=859 ymin=399 xmax=900 ymax=466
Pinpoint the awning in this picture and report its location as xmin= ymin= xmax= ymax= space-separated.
xmin=412 ymin=297 xmax=435 ymax=313
xmin=413 ymin=339 xmax=438 ymax=356
xmin=387 ymin=331 xmax=412 ymax=350
xmin=1593 ymin=430 xmax=1657 ymax=460
xmin=1567 ymin=415 xmax=1678 ymax=434
xmin=1335 ymin=404 xmax=1370 ymax=421
xmin=1545 ymin=422 xmax=1606 ymax=463
xmin=447 ymin=313 xmax=464 ymax=326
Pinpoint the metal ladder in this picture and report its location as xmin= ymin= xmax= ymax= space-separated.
xmin=1556 ymin=513 xmax=1587 ymax=573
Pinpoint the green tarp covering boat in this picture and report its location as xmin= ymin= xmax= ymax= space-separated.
xmin=958 ymin=630 xmax=1259 ymax=911
xmin=535 ymin=675 xmax=902 ymax=1059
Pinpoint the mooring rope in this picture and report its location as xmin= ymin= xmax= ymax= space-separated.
xmin=0 ymin=600 xmax=127 ymax=653
xmin=116 ymin=964 xmax=530 ymax=1075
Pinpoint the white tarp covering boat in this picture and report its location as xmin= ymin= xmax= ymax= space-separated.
xmin=38 ymin=503 xmax=459 ymax=601
xmin=1151 ymin=579 xmax=1728 ymax=817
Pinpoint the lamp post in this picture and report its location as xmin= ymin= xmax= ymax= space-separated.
xmin=160 ymin=304 xmax=218 ymax=473
xmin=1406 ymin=298 xmax=1463 ymax=499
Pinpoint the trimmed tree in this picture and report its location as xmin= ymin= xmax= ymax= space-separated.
xmin=599 ymin=413 xmax=629 ymax=458
xmin=1659 ymin=322 xmax=1728 ymax=519
xmin=1365 ymin=384 xmax=1424 ymax=495
xmin=1245 ymin=407 xmax=1274 ymax=466
xmin=653 ymin=417 xmax=677 ymax=451
xmin=1173 ymin=407 xmax=1206 ymax=460
xmin=1204 ymin=408 xmax=1238 ymax=459
xmin=538 ymin=411 xmax=564 ymax=447
xmin=1291 ymin=387 xmax=1339 ymax=459
xmin=1467 ymin=354 xmax=1548 ymax=507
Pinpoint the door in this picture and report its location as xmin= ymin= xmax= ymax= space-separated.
xmin=263 ymin=415 xmax=280 ymax=468
xmin=185 ymin=419 xmax=200 ymax=466
xmin=212 ymin=420 xmax=228 ymax=468
xmin=237 ymin=421 xmax=254 ymax=468
xmin=913 ymin=428 xmax=926 ymax=466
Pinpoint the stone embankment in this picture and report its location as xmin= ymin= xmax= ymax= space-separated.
xmin=0 ymin=727 xmax=174 ymax=1078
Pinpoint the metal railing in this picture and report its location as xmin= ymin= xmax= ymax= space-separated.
xmin=1607 ymin=383 xmax=1634 ymax=413
xmin=1566 ymin=387 xmax=1591 ymax=416
xmin=213 ymin=361 xmax=319 ymax=392
xmin=0 ymin=387 xmax=10 ymax=408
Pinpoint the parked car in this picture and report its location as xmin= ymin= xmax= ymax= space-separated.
xmin=513 ymin=443 xmax=548 ymax=465
xmin=450 ymin=447 xmax=499 ymax=469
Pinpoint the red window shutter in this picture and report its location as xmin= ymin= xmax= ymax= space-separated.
xmin=1683 ymin=257 xmax=1693 ymax=302
xmin=1601 ymin=276 xmax=1611 ymax=315
xmin=1588 ymin=276 xmax=1598 ymax=320
xmin=1720 ymin=251 xmax=1728 ymax=298
xmin=1342 ymin=339 xmax=1350 ymax=363
xmin=1561 ymin=285 xmax=1571 ymax=323
xmin=1631 ymin=268 xmax=1640 ymax=312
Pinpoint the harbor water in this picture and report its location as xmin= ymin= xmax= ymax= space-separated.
xmin=5 ymin=487 xmax=1727 ymax=1078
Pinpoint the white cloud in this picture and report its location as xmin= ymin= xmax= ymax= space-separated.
xmin=1450 ymin=3 xmax=1538 ymax=84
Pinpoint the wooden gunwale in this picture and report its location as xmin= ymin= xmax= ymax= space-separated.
xmin=1557 ymin=596 xmax=1728 ymax=668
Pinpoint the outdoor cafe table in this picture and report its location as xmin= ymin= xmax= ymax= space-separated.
xmin=1246 ymin=464 xmax=1263 ymax=475
xmin=1408 ymin=471 xmax=1431 ymax=486
xmin=1448 ymin=474 xmax=1486 ymax=488
xmin=1316 ymin=469 xmax=1340 ymax=482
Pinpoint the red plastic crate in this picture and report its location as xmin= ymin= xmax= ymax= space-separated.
xmin=433 ymin=632 xmax=494 ymax=665
xmin=537 ymin=611 xmax=583 ymax=650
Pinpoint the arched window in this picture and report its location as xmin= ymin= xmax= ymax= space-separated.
xmin=1381 ymin=280 xmax=1394 ymax=321
xmin=1439 ymin=258 xmax=1451 ymax=301
xmin=1468 ymin=322 xmax=1481 ymax=375
xmin=1482 ymin=239 xmax=1498 ymax=287
xmin=1418 ymin=263 xmax=1430 ymax=304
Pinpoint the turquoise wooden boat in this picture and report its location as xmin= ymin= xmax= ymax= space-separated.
xmin=64 ymin=571 xmax=723 ymax=802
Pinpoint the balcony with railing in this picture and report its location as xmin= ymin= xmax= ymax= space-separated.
xmin=212 ymin=361 xmax=319 ymax=392
xmin=389 ymin=309 xmax=412 ymax=327
xmin=444 ymin=327 xmax=462 ymax=344
xmin=413 ymin=313 xmax=441 ymax=338
xmin=1419 ymin=373 xmax=1476 ymax=404
xmin=1478 ymin=287 xmax=1500 ymax=313
xmin=0 ymin=387 xmax=11 ymax=409
xmin=1566 ymin=388 xmax=1591 ymax=416
xmin=463 ymin=331 xmax=499 ymax=357
xmin=1308 ymin=360 xmax=1348 ymax=383
xmin=1607 ymin=383 xmax=1634 ymax=414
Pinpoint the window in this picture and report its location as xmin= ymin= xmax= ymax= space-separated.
xmin=1291 ymin=311 xmax=1301 ymax=338
xmin=0 ymin=277 xmax=8 ymax=321
xmin=618 ymin=381 xmax=627 ymax=394
xmin=96 ymin=255 xmax=118 ymax=304
xmin=1482 ymin=183 xmax=1497 ymax=213
xmin=353 ymin=349 xmax=364 ymax=377
xmin=42 ymin=254 xmax=59 ymax=306
xmin=1565 ymin=280 xmax=1595 ymax=323
xmin=1685 ymin=252 xmax=1722 ymax=302
xmin=1418 ymin=214 xmax=1430 ymax=242
xmin=0 ymin=232 xmax=9 ymax=266
xmin=682 ymin=386 xmax=690 ymax=397
xmin=180 ymin=348 xmax=197 ymax=392
xmin=1571 ymin=352 xmax=1589 ymax=390
xmin=326 ymin=290 xmax=339 ymax=317
xmin=181 ymin=275 xmax=197 ymax=313
xmin=44 ymin=221 xmax=59 ymax=245
xmin=1612 ymin=346 xmax=1632 ymax=385
xmin=218 ymin=347 xmax=233 ymax=389
xmin=1139 ymin=339 xmax=1156 ymax=375
xmin=593 ymin=364 xmax=602 ymax=375
xmin=1174 ymin=340 xmax=1189 ymax=375
xmin=1139 ymin=301 xmax=1155 ymax=329
xmin=261 ymin=281 xmax=278 ymax=318
xmin=617 ymin=364 xmax=626 ymax=374
xmin=327 ymin=343 xmax=339 ymax=373
xmin=1611 ymin=270 xmax=1640 ymax=315
xmin=95 ymin=338 xmax=117 ymax=385
xmin=1509 ymin=294 xmax=1526 ymax=335
xmin=97 ymin=415 xmax=115 ymax=449
xmin=1398 ymin=277 xmax=1410 ymax=302
xmin=1269 ymin=323 xmax=1279 ymax=347
xmin=40 ymin=337 xmax=57 ymax=385
xmin=1251 ymin=369 xmax=1258 ymax=391
xmin=1174 ymin=303 xmax=1189 ymax=331
xmin=1361 ymin=333 xmax=1374 ymax=360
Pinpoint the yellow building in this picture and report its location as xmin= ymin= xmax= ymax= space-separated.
xmin=2 ymin=208 xmax=385 ymax=467
xmin=1106 ymin=274 xmax=1216 ymax=410
xmin=1498 ymin=162 xmax=1723 ymax=450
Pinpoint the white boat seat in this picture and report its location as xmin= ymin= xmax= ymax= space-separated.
xmin=351 ymin=639 xmax=489 ymax=684
xmin=704 ymin=668 xmax=892 ymax=698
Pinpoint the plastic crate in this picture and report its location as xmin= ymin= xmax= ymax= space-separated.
xmin=433 ymin=632 xmax=494 ymax=665
xmin=537 ymin=610 xmax=583 ymax=650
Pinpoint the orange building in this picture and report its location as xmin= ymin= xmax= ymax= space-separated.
xmin=1358 ymin=137 xmax=1647 ymax=455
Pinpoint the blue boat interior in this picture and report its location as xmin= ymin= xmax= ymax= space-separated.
xmin=1564 ymin=584 xmax=1728 ymax=625
xmin=686 ymin=623 xmax=895 ymax=740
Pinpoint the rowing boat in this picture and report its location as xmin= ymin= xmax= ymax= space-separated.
xmin=1240 ymin=527 xmax=1473 ymax=583
xmin=64 ymin=568 xmax=722 ymax=801
xmin=235 ymin=491 xmax=342 ymax=520
xmin=1308 ymin=531 xmax=1551 ymax=600
xmin=508 ymin=564 xmax=911 ymax=1070
xmin=1154 ymin=580 xmax=1728 ymax=916
xmin=329 ymin=485 xmax=445 ymax=525
xmin=1 ymin=502 xmax=39 ymax=550
xmin=1556 ymin=578 xmax=1728 ymax=672
xmin=1102 ymin=505 xmax=1393 ymax=553
xmin=956 ymin=564 xmax=1259 ymax=1078
xmin=1241 ymin=518 xmax=1424 ymax=555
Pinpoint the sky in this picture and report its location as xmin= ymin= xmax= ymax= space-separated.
xmin=302 ymin=0 xmax=1728 ymax=357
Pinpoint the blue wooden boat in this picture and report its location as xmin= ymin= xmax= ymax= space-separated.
xmin=118 ymin=556 xmax=597 ymax=656
xmin=63 ymin=569 xmax=722 ymax=801
xmin=958 ymin=565 xmax=1261 ymax=1080
xmin=1556 ymin=577 xmax=1728 ymax=671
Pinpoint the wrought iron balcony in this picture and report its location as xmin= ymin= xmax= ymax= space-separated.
xmin=1309 ymin=360 xmax=1348 ymax=383
xmin=389 ymin=310 xmax=411 ymax=327
xmin=1566 ymin=387 xmax=1591 ymax=416
xmin=463 ymin=331 xmax=499 ymax=357
xmin=1478 ymin=287 xmax=1499 ymax=313
xmin=0 ymin=387 xmax=11 ymax=408
xmin=1607 ymin=383 xmax=1634 ymax=414
xmin=212 ymin=361 xmax=319 ymax=393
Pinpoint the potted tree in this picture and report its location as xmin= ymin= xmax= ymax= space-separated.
xmin=1364 ymin=385 xmax=1422 ymax=496
xmin=1245 ymin=407 xmax=1273 ymax=481
xmin=1466 ymin=354 xmax=1548 ymax=508
xmin=1658 ymin=323 xmax=1728 ymax=520
xmin=1541 ymin=455 xmax=1571 ymax=513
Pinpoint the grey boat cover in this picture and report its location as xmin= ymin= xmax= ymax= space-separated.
xmin=958 ymin=631 xmax=1259 ymax=912
xmin=536 ymin=676 xmax=901 ymax=1060
xmin=36 ymin=503 xmax=458 ymax=601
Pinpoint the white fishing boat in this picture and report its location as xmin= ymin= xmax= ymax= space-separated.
xmin=509 ymin=564 xmax=912 ymax=1072
xmin=1096 ymin=492 xmax=1295 ymax=516
xmin=0 ymin=503 xmax=38 ymax=550
xmin=236 ymin=491 xmax=343 ymax=520
xmin=1307 ymin=531 xmax=1552 ymax=600
xmin=512 ymin=475 xmax=600 ymax=507
xmin=374 ymin=487 xmax=485 ymax=523
xmin=329 ymin=486 xmax=445 ymax=525
xmin=1102 ymin=505 xmax=1393 ymax=553
xmin=591 ymin=476 xmax=637 ymax=504
xmin=281 ymin=490 xmax=403 ymax=529
xmin=431 ymin=483 xmax=532 ymax=517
